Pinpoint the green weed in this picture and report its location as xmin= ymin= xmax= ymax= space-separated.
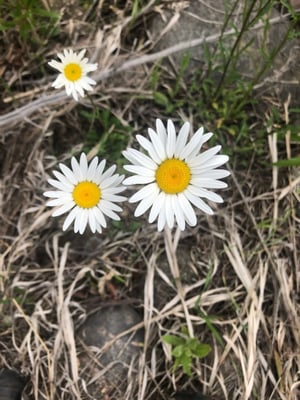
xmin=162 ymin=327 xmax=211 ymax=376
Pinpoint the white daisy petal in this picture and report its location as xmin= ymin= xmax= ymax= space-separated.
xmin=165 ymin=195 xmax=175 ymax=229
xmin=48 ymin=179 xmax=73 ymax=192
xmin=157 ymin=209 xmax=166 ymax=232
xmin=123 ymin=148 xmax=157 ymax=169
xmin=133 ymin=190 xmax=157 ymax=217
xmin=102 ymin=193 xmax=126 ymax=203
xmin=87 ymin=156 xmax=99 ymax=180
xmin=184 ymin=190 xmax=214 ymax=215
xmin=123 ymin=119 xmax=229 ymax=230
xmin=95 ymin=223 xmax=103 ymax=233
xmin=98 ymin=165 xmax=116 ymax=183
xmin=123 ymin=165 xmax=155 ymax=177
xmin=188 ymin=129 xmax=213 ymax=159
xmin=199 ymin=132 xmax=213 ymax=146
xmin=196 ymin=169 xmax=231 ymax=179
xmin=175 ymin=122 xmax=190 ymax=158
xmin=191 ymin=178 xmax=228 ymax=189
xmin=62 ymin=207 xmax=80 ymax=231
xmin=52 ymin=201 xmax=75 ymax=217
xmin=149 ymin=191 xmax=166 ymax=223
xmin=136 ymin=135 xmax=161 ymax=164
xmin=195 ymin=155 xmax=229 ymax=171
xmin=51 ymin=75 xmax=65 ymax=88
xmin=48 ymin=60 xmax=63 ymax=71
xmin=189 ymin=145 xmax=222 ymax=167
xmin=102 ymin=187 xmax=127 ymax=202
xmin=88 ymin=209 xmax=96 ymax=233
xmin=103 ymin=177 xmax=123 ymax=191
xmin=93 ymin=207 xmax=107 ymax=228
xmin=110 ymin=174 xmax=125 ymax=187
xmin=71 ymin=156 xmax=83 ymax=180
xmin=148 ymin=128 xmax=166 ymax=161
xmin=171 ymin=195 xmax=186 ymax=231
xmin=74 ymin=83 xmax=84 ymax=98
xmin=58 ymin=164 xmax=78 ymax=185
xmin=75 ymin=208 xmax=88 ymax=235
xmin=102 ymin=201 xmax=123 ymax=212
xmin=180 ymin=129 xmax=204 ymax=160
xmin=156 ymin=118 xmax=167 ymax=145
xmin=130 ymin=183 xmax=159 ymax=203
xmin=94 ymin=160 xmax=106 ymax=183
xmin=44 ymin=190 xmax=65 ymax=198
xmin=166 ymin=120 xmax=176 ymax=158
xmin=44 ymin=154 xmax=125 ymax=233
xmin=188 ymin=186 xmax=224 ymax=203
xmin=79 ymin=153 xmax=88 ymax=178
xmin=74 ymin=212 xmax=81 ymax=233
xmin=123 ymin=175 xmax=155 ymax=185
xmin=46 ymin=196 xmax=73 ymax=207
xmin=100 ymin=174 xmax=123 ymax=190
xmin=77 ymin=48 xmax=86 ymax=60
xmin=99 ymin=205 xmax=120 ymax=221
xmin=177 ymin=193 xmax=197 ymax=227
xmin=79 ymin=209 xmax=89 ymax=234
xmin=80 ymin=78 xmax=96 ymax=90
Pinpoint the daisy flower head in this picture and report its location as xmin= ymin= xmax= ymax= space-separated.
xmin=44 ymin=153 xmax=126 ymax=234
xmin=122 ymin=119 xmax=230 ymax=232
xmin=48 ymin=49 xmax=98 ymax=101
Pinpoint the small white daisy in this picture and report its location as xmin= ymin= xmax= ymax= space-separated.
xmin=122 ymin=119 xmax=230 ymax=231
xmin=44 ymin=153 xmax=126 ymax=234
xmin=48 ymin=49 xmax=98 ymax=101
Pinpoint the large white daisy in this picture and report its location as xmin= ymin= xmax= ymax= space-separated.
xmin=122 ymin=119 xmax=230 ymax=231
xmin=48 ymin=49 xmax=98 ymax=101
xmin=44 ymin=153 xmax=126 ymax=234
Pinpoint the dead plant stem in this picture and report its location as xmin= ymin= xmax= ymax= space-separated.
xmin=12 ymin=298 xmax=55 ymax=400
xmin=164 ymin=226 xmax=194 ymax=338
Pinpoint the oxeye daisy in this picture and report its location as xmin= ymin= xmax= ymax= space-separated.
xmin=48 ymin=49 xmax=98 ymax=101
xmin=122 ymin=119 xmax=230 ymax=231
xmin=44 ymin=153 xmax=126 ymax=234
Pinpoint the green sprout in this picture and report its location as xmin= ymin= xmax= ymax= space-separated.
xmin=162 ymin=328 xmax=211 ymax=376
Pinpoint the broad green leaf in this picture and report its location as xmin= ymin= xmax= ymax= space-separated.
xmin=162 ymin=334 xmax=185 ymax=346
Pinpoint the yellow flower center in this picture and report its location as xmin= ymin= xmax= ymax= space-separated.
xmin=72 ymin=181 xmax=101 ymax=208
xmin=64 ymin=63 xmax=82 ymax=81
xmin=155 ymin=159 xmax=191 ymax=194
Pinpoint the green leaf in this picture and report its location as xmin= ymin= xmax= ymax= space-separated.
xmin=191 ymin=343 xmax=211 ymax=358
xmin=153 ymin=91 xmax=170 ymax=107
xmin=273 ymin=157 xmax=300 ymax=167
xmin=172 ymin=345 xmax=184 ymax=358
xmin=162 ymin=334 xmax=185 ymax=346
xmin=181 ymin=353 xmax=193 ymax=376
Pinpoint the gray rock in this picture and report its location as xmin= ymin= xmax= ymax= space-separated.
xmin=80 ymin=304 xmax=143 ymax=388
xmin=0 ymin=369 xmax=27 ymax=400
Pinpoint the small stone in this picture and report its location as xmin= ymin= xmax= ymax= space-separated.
xmin=80 ymin=304 xmax=143 ymax=389
xmin=0 ymin=369 xmax=27 ymax=400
